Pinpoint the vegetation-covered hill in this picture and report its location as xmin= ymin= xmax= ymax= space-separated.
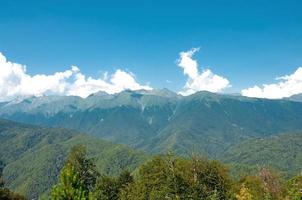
xmin=0 ymin=119 xmax=147 ymax=199
xmin=1 ymin=118 xmax=302 ymax=199
xmin=1 ymin=90 xmax=302 ymax=158
xmin=221 ymin=133 xmax=302 ymax=178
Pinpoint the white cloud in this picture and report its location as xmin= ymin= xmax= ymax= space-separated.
xmin=177 ymin=48 xmax=230 ymax=96
xmin=241 ymin=67 xmax=302 ymax=99
xmin=0 ymin=52 xmax=152 ymax=101
xmin=178 ymin=48 xmax=199 ymax=79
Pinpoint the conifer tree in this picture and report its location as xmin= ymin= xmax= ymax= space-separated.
xmin=65 ymin=145 xmax=99 ymax=193
xmin=51 ymin=145 xmax=98 ymax=200
xmin=51 ymin=163 xmax=86 ymax=200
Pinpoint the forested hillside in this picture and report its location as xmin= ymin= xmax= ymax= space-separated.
xmin=0 ymin=119 xmax=147 ymax=199
xmin=1 ymin=119 xmax=302 ymax=199
xmin=221 ymin=133 xmax=302 ymax=178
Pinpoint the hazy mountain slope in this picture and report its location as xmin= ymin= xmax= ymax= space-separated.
xmin=143 ymin=92 xmax=302 ymax=156
xmin=220 ymin=133 xmax=302 ymax=177
xmin=0 ymin=119 xmax=147 ymax=199
xmin=0 ymin=90 xmax=179 ymax=147
xmin=287 ymin=93 xmax=302 ymax=102
xmin=1 ymin=90 xmax=302 ymax=157
xmin=0 ymin=102 xmax=7 ymax=108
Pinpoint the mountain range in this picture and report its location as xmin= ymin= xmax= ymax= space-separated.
xmin=1 ymin=89 xmax=302 ymax=158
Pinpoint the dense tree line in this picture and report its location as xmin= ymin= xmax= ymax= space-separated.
xmin=1 ymin=145 xmax=302 ymax=199
xmin=50 ymin=145 xmax=302 ymax=200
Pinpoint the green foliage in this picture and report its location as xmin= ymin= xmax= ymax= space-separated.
xmin=120 ymin=155 xmax=231 ymax=200
xmin=208 ymin=190 xmax=220 ymax=200
xmin=65 ymin=145 xmax=99 ymax=193
xmin=92 ymin=175 xmax=119 ymax=200
xmin=117 ymin=170 xmax=134 ymax=188
xmin=285 ymin=175 xmax=302 ymax=200
xmin=91 ymin=170 xmax=133 ymax=200
xmin=51 ymin=145 xmax=99 ymax=199
xmin=192 ymin=158 xmax=231 ymax=199
xmin=51 ymin=163 xmax=86 ymax=200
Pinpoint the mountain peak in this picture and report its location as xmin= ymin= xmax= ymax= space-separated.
xmin=113 ymin=88 xmax=178 ymax=98
xmin=88 ymin=91 xmax=111 ymax=98
xmin=150 ymin=88 xmax=178 ymax=97
xmin=286 ymin=93 xmax=302 ymax=102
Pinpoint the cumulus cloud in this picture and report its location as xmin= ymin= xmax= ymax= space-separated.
xmin=241 ymin=67 xmax=302 ymax=99
xmin=0 ymin=52 xmax=152 ymax=101
xmin=177 ymin=48 xmax=230 ymax=96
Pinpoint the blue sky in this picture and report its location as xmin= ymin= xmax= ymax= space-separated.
xmin=0 ymin=0 xmax=302 ymax=99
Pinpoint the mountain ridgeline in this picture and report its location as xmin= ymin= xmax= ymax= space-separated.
xmin=1 ymin=89 xmax=302 ymax=157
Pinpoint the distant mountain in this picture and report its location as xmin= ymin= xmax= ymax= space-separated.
xmin=286 ymin=93 xmax=302 ymax=102
xmin=0 ymin=119 xmax=147 ymax=199
xmin=141 ymin=91 xmax=302 ymax=156
xmin=1 ymin=89 xmax=302 ymax=157
xmin=0 ymin=89 xmax=180 ymax=148
xmin=0 ymin=101 xmax=8 ymax=108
